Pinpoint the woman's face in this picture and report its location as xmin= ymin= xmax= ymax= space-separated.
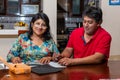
xmin=32 ymin=19 xmax=47 ymax=36
xmin=83 ymin=16 xmax=100 ymax=35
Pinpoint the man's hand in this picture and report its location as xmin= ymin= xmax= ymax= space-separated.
xmin=58 ymin=57 xmax=73 ymax=66
xmin=52 ymin=53 xmax=63 ymax=62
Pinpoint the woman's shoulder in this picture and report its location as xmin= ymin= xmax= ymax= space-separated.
xmin=18 ymin=32 xmax=27 ymax=37
xmin=18 ymin=32 xmax=29 ymax=40
xmin=45 ymin=39 xmax=55 ymax=44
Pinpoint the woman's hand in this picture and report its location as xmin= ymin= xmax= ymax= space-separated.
xmin=39 ymin=57 xmax=52 ymax=64
xmin=11 ymin=57 xmax=21 ymax=63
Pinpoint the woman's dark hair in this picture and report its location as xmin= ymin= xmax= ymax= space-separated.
xmin=82 ymin=6 xmax=103 ymax=24
xmin=28 ymin=12 xmax=52 ymax=41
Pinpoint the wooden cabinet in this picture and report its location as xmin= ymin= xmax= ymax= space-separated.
xmin=7 ymin=0 xmax=20 ymax=15
xmin=57 ymin=0 xmax=84 ymax=17
xmin=0 ymin=0 xmax=6 ymax=15
xmin=69 ymin=0 xmax=84 ymax=17
xmin=1 ymin=0 xmax=41 ymax=16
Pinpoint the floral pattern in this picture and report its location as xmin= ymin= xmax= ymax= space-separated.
xmin=7 ymin=33 xmax=59 ymax=63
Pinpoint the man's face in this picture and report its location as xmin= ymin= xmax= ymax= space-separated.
xmin=83 ymin=16 xmax=100 ymax=35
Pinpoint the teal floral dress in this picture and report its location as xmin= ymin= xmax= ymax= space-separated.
xmin=7 ymin=33 xmax=59 ymax=63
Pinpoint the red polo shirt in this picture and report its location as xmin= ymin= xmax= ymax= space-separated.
xmin=67 ymin=27 xmax=112 ymax=60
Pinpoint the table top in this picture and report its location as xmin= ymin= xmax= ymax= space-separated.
xmin=0 ymin=61 xmax=120 ymax=80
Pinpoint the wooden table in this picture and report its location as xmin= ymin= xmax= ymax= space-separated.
xmin=0 ymin=61 xmax=120 ymax=80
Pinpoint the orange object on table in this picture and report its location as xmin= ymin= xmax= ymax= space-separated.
xmin=0 ymin=56 xmax=31 ymax=74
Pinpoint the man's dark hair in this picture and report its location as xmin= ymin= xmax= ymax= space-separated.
xmin=82 ymin=6 xmax=103 ymax=24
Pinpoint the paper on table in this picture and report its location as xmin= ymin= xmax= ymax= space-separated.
xmin=49 ymin=61 xmax=66 ymax=68
xmin=27 ymin=61 xmax=66 ymax=68
xmin=25 ymin=60 xmax=66 ymax=68
xmin=0 ymin=63 xmax=8 ymax=69
xmin=0 ymin=64 xmax=4 ymax=69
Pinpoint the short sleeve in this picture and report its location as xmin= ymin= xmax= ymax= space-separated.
xmin=95 ymin=34 xmax=112 ymax=58
xmin=66 ymin=30 xmax=75 ymax=48
xmin=7 ymin=34 xmax=23 ymax=62
xmin=51 ymin=40 xmax=60 ymax=54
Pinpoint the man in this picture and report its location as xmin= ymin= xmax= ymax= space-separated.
xmin=55 ymin=6 xmax=112 ymax=66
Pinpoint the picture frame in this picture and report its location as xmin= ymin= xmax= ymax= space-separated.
xmin=21 ymin=4 xmax=39 ymax=15
xmin=109 ymin=0 xmax=120 ymax=5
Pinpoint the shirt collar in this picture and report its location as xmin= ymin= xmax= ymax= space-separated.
xmin=81 ymin=26 xmax=102 ymax=39
xmin=80 ymin=26 xmax=102 ymax=44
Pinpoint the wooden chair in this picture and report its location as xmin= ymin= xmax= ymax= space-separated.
xmin=18 ymin=30 xmax=28 ymax=36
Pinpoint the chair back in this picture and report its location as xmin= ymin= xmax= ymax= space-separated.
xmin=18 ymin=30 xmax=28 ymax=36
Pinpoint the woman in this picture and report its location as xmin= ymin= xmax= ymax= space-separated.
xmin=7 ymin=12 xmax=59 ymax=64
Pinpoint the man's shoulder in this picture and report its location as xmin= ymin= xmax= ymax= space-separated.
xmin=69 ymin=27 xmax=84 ymax=37
xmin=98 ymin=27 xmax=112 ymax=40
xmin=72 ymin=27 xmax=83 ymax=34
xmin=100 ymin=27 xmax=111 ymax=37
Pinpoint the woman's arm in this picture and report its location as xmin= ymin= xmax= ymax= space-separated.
xmin=7 ymin=36 xmax=22 ymax=63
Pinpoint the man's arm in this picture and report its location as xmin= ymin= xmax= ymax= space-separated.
xmin=61 ymin=47 xmax=73 ymax=58
xmin=71 ymin=52 xmax=105 ymax=65
xmin=58 ymin=52 xmax=105 ymax=66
